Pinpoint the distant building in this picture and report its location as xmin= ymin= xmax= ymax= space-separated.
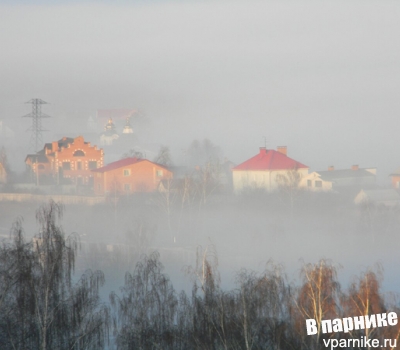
xmin=314 ymin=165 xmax=376 ymax=191
xmin=122 ymin=117 xmax=133 ymax=134
xmin=92 ymin=157 xmax=173 ymax=195
xmin=0 ymin=162 xmax=6 ymax=183
xmin=96 ymin=109 xmax=137 ymax=128
xmin=100 ymin=118 xmax=119 ymax=146
xmin=389 ymin=168 xmax=400 ymax=189
xmin=232 ymin=146 xmax=309 ymax=193
xmin=25 ymin=136 xmax=103 ymax=185
xmin=354 ymin=189 xmax=400 ymax=207
xmin=300 ymin=171 xmax=333 ymax=191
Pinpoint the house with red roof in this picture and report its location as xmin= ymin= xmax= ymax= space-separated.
xmin=232 ymin=146 xmax=309 ymax=193
xmin=92 ymin=157 xmax=173 ymax=195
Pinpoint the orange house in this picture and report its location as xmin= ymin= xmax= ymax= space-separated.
xmin=390 ymin=169 xmax=400 ymax=189
xmin=25 ymin=136 xmax=104 ymax=185
xmin=0 ymin=162 xmax=6 ymax=183
xmin=92 ymin=157 xmax=173 ymax=195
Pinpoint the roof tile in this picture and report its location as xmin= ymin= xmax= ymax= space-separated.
xmin=233 ymin=148 xmax=308 ymax=171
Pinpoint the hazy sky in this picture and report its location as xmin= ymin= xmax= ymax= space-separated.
xmin=1 ymin=1 xmax=399 ymax=182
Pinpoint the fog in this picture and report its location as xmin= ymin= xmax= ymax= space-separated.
xmin=1 ymin=2 xmax=400 ymax=344
xmin=1 ymin=1 xmax=400 ymax=176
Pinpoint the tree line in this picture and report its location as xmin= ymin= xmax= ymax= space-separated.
xmin=0 ymin=201 xmax=399 ymax=349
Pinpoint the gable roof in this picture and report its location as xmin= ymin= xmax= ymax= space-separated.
xmin=25 ymin=153 xmax=49 ymax=163
xmin=317 ymin=169 xmax=375 ymax=181
xmin=92 ymin=157 xmax=143 ymax=173
xmin=92 ymin=157 xmax=170 ymax=173
xmin=233 ymin=148 xmax=308 ymax=171
xmin=389 ymin=168 xmax=400 ymax=176
xmin=43 ymin=137 xmax=75 ymax=151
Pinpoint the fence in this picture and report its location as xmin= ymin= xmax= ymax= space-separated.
xmin=0 ymin=193 xmax=105 ymax=205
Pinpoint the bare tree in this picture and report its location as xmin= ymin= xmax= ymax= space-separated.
xmin=121 ymin=148 xmax=143 ymax=159
xmin=186 ymin=138 xmax=222 ymax=168
xmin=341 ymin=265 xmax=386 ymax=349
xmin=110 ymin=251 xmax=178 ymax=349
xmin=155 ymin=178 xmax=177 ymax=233
xmin=276 ymin=167 xmax=303 ymax=215
xmin=0 ymin=146 xmax=10 ymax=173
xmin=154 ymin=145 xmax=173 ymax=167
xmin=294 ymin=259 xmax=340 ymax=349
xmin=0 ymin=201 xmax=110 ymax=350
xmin=194 ymin=161 xmax=222 ymax=207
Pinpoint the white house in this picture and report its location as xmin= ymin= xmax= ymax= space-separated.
xmin=232 ymin=146 xmax=309 ymax=193
xmin=300 ymin=171 xmax=333 ymax=192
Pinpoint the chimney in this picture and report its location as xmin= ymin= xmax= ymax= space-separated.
xmin=259 ymin=147 xmax=267 ymax=154
xmin=351 ymin=164 xmax=359 ymax=171
xmin=52 ymin=141 xmax=58 ymax=152
xmin=277 ymin=146 xmax=287 ymax=156
xmin=328 ymin=166 xmax=334 ymax=171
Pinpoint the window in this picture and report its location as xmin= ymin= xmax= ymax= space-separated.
xmin=156 ymin=170 xmax=163 ymax=177
xmin=62 ymin=162 xmax=71 ymax=170
xmin=315 ymin=180 xmax=322 ymax=188
xmin=73 ymin=150 xmax=85 ymax=157
xmin=124 ymin=184 xmax=131 ymax=191
xmin=123 ymin=169 xmax=131 ymax=176
xmin=307 ymin=180 xmax=312 ymax=187
xmin=38 ymin=164 xmax=45 ymax=170
xmin=88 ymin=161 xmax=97 ymax=169
xmin=77 ymin=161 xmax=82 ymax=170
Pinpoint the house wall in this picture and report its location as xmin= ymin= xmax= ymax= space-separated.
xmin=300 ymin=172 xmax=333 ymax=191
xmin=27 ymin=161 xmax=52 ymax=184
xmin=55 ymin=136 xmax=103 ymax=185
xmin=0 ymin=163 xmax=6 ymax=183
xmin=391 ymin=175 xmax=400 ymax=189
xmin=232 ymin=168 xmax=308 ymax=193
xmin=93 ymin=160 xmax=173 ymax=196
xmin=26 ymin=136 xmax=103 ymax=186
xmin=331 ymin=176 xmax=375 ymax=188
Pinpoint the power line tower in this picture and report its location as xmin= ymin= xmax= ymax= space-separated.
xmin=23 ymin=98 xmax=51 ymax=152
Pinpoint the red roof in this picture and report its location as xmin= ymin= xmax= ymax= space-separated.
xmin=92 ymin=157 xmax=144 ymax=173
xmin=92 ymin=157 xmax=170 ymax=173
xmin=233 ymin=148 xmax=308 ymax=171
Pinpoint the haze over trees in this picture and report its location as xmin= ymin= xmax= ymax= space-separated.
xmin=0 ymin=201 xmax=399 ymax=349
xmin=0 ymin=201 xmax=109 ymax=350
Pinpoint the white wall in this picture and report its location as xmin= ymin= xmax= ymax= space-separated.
xmin=233 ymin=168 xmax=309 ymax=193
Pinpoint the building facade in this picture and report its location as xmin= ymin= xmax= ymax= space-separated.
xmin=0 ymin=162 xmax=6 ymax=183
xmin=232 ymin=146 xmax=309 ymax=193
xmin=300 ymin=172 xmax=333 ymax=191
xmin=25 ymin=136 xmax=103 ymax=185
xmin=315 ymin=165 xmax=376 ymax=190
xmin=389 ymin=168 xmax=400 ymax=189
xmin=92 ymin=157 xmax=173 ymax=195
